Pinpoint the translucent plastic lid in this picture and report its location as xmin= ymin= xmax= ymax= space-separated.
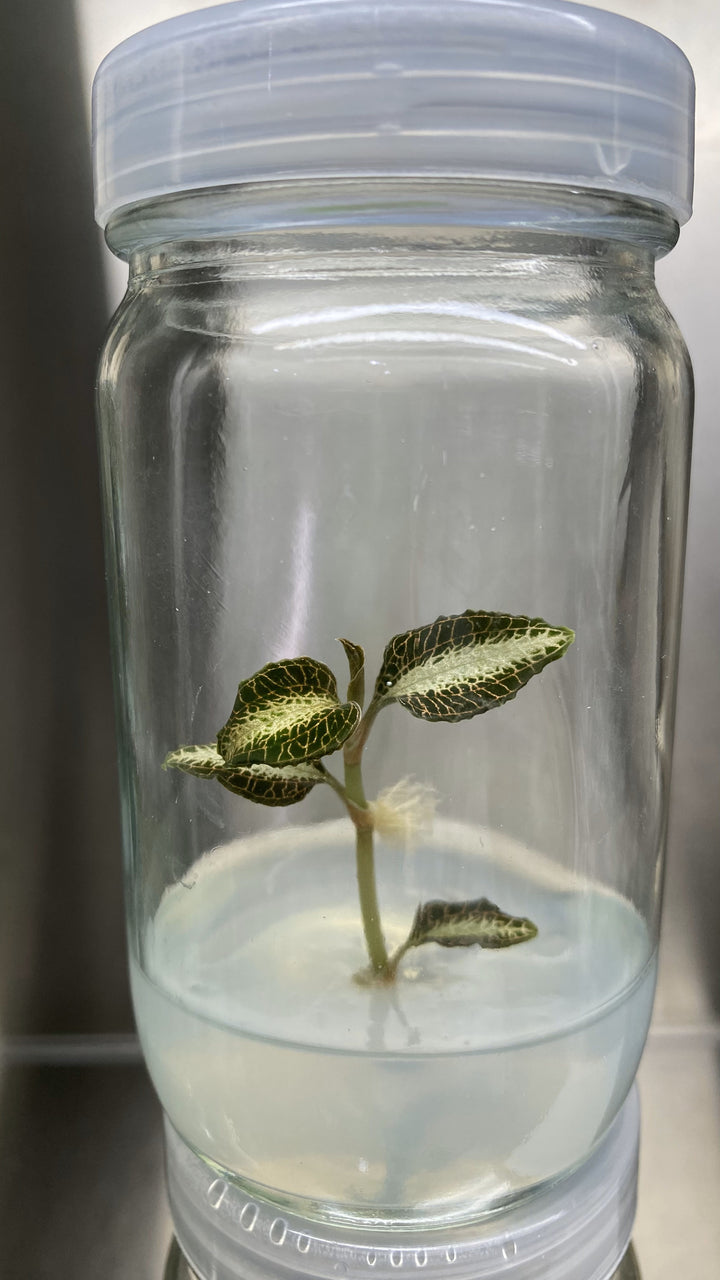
xmin=166 ymin=1090 xmax=641 ymax=1280
xmin=92 ymin=0 xmax=695 ymax=229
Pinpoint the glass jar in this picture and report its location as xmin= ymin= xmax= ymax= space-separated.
xmin=93 ymin=2 xmax=694 ymax=1276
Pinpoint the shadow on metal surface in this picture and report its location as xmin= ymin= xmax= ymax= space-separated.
xmin=0 ymin=0 xmax=130 ymax=1044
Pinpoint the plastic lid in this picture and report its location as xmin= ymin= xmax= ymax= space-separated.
xmin=92 ymin=0 xmax=694 ymax=229
xmin=165 ymin=1088 xmax=641 ymax=1280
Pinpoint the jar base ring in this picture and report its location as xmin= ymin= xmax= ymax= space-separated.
xmin=165 ymin=1087 xmax=640 ymax=1280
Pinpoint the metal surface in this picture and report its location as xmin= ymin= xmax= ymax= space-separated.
xmin=0 ymin=0 xmax=131 ymax=1041
xmin=634 ymin=1030 xmax=720 ymax=1278
xmin=0 ymin=1058 xmax=169 ymax=1280
xmin=0 ymin=1034 xmax=717 ymax=1280
xmin=616 ymin=1247 xmax=641 ymax=1280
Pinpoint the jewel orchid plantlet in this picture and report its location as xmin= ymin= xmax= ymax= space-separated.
xmin=164 ymin=609 xmax=574 ymax=985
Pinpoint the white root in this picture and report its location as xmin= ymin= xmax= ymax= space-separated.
xmin=369 ymin=777 xmax=437 ymax=847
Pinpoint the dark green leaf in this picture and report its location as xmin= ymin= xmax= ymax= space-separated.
xmin=374 ymin=610 xmax=574 ymax=723
xmin=407 ymin=897 xmax=538 ymax=950
xmin=216 ymin=760 xmax=325 ymax=806
xmin=163 ymin=743 xmax=324 ymax=806
xmin=217 ymin=657 xmax=361 ymax=766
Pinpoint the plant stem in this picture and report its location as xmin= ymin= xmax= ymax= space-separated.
xmin=322 ymin=695 xmax=392 ymax=978
xmin=343 ymin=753 xmax=390 ymax=976
xmin=343 ymin=699 xmax=382 ymax=767
xmin=318 ymin=759 xmax=390 ymax=976
xmin=354 ymin=824 xmax=390 ymax=975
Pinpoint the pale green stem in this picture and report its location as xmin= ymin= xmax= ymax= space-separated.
xmin=318 ymin=759 xmax=390 ymax=975
xmin=343 ymin=757 xmax=390 ymax=975
xmin=322 ymin=696 xmax=392 ymax=978
xmin=320 ymin=766 xmax=352 ymax=807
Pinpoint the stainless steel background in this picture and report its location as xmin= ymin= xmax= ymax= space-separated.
xmin=0 ymin=2 xmax=717 ymax=1277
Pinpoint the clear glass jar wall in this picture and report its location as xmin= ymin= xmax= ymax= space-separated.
xmin=97 ymin=180 xmax=692 ymax=1228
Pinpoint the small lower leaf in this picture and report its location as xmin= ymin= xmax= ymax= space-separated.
xmin=164 ymin=744 xmax=325 ymax=806
xmin=407 ymin=898 xmax=538 ymax=951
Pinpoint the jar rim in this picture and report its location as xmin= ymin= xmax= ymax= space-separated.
xmin=105 ymin=177 xmax=679 ymax=262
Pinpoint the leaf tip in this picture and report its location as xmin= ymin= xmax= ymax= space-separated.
xmin=338 ymin=637 xmax=366 ymax=707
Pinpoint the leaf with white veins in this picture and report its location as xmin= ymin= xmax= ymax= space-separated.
xmin=163 ymin=744 xmax=226 ymax=778
xmin=406 ymin=897 xmax=538 ymax=951
xmin=216 ymin=760 xmax=325 ymax=806
xmin=163 ymin=744 xmax=325 ymax=806
xmin=374 ymin=610 xmax=574 ymax=722
xmin=217 ymin=657 xmax=361 ymax=766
